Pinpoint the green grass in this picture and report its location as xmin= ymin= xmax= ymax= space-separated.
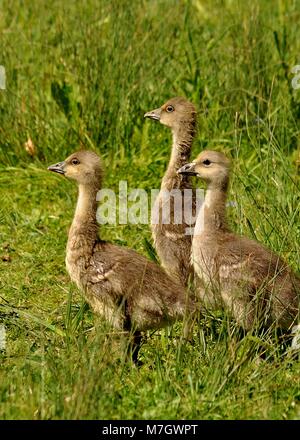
xmin=0 ymin=0 xmax=300 ymax=419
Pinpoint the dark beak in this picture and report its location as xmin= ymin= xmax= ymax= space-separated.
xmin=144 ymin=107 xmax=162 ymax=121
xmin=47 ymin=161 xmax=66 ymax=175
xmin=177 ymin=162 xmax=197 ymax=176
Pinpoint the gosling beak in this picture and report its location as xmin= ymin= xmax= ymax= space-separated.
xmin=144 ymin=107 xmax=162 ymax=121
xmin=47 ymin=161 xmax=66 ymax=175
xmin=177 ymin=162 xmax=197 ymax=176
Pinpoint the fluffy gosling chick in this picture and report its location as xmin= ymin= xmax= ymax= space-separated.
xmin=178 ymin=150 xmax=299 ymax=331
xmin=48 ymin=150 xmax=193 ymax=363
xmin=144 ymin=97 xmax=197 ymax=287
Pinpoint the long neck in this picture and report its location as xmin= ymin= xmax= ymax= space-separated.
xmin=68 ymin=182 xmax=99 ymax=255
xmin=162 ymin=119 xmax=196 ymax=190
xmin=194 ymin=180 xmax=229 ymax=235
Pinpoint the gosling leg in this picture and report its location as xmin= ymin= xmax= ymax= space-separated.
xmin=126 ymin=331 xmax=143 ymax=366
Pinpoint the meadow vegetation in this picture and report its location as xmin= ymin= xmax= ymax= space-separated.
xmin=0 ymin=0 xmax=299 ymax=419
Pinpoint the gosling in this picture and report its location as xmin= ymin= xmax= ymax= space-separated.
xmin=48 ymin=151 xmax=193 ymax=363
xmin=144 ymin=97 xmax=197 ymax=287
xmin=178 ymin=151 xmax=299 ymax=332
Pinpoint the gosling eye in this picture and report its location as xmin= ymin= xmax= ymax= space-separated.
xmin=203 ymin=159 xmax=211 ymax=166
xmin=71 ymin=158 xmax=80 ymax=165
xmin=166 ymin=105 xmax=174 ymax=113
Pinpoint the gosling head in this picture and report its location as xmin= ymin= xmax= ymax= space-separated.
xmin=48 ymin=150 xmax=103 ymax=186
xmin=177 ymin=150 xmax=231 ymax=188
xmin=144 ymin=97 xmax=196 ymax=130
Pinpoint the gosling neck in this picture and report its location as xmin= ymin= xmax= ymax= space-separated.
xmin=162 ymin=119 xmax=196 ymax=190
xmin=194 ymin=180 xmax=229 ymax=236
xmin=69 ymin=181 xmax=100 ymax=246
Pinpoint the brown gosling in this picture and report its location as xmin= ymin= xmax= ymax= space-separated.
xmin=48 ymin=150 xmax=193 ymax=363
xmin=144 ymin=97 xmax=197 ymax=287
xmin=178 ymin=150 xmax=299 ymax=332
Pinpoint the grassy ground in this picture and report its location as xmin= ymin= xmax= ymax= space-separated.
xmin=0 ymin=0 xmax=300 ymax=419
